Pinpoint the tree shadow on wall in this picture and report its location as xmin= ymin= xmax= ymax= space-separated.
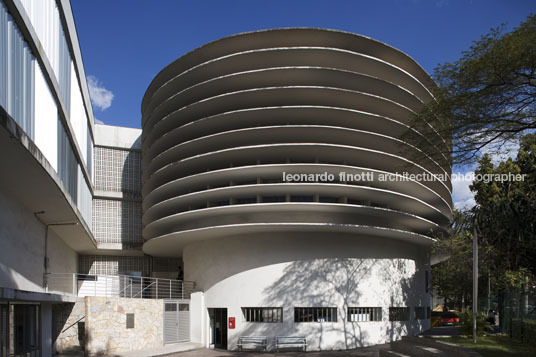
xmin=237 ymin=257 xmax=423 ymax=351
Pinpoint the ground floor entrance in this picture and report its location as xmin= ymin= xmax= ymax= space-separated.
xmin=163 ymin=300 xmax=190 ymax=344
xmin=0 ymin=302 xmax=40 ymax=357
xmin=208 ymin=308 xmax=227 ymax=349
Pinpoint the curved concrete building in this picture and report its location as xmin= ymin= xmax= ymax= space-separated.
xmin=141 ymin=28 xmax=452 ymax=350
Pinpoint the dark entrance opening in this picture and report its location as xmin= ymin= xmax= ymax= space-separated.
xmin=208 ymin=308 xmax=227 ymax=349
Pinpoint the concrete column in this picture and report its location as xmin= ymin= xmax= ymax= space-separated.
xmin=40 ymin=303 xmax=52 ymax=357
xmin=189 ymin=292 xmax=205 ymax=344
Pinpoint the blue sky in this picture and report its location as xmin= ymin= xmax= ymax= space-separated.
xmin=70 ymin=0 xmax=535 ymax=208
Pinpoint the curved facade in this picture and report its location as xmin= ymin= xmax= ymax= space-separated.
xmin=141 ymin=28 xmax=452 ymax=350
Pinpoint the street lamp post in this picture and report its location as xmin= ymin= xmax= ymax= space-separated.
xmin=473 ymin=227 xmax=478 ymax=344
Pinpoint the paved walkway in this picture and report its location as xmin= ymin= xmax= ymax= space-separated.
xmin=162 ymin=344 xmax=389 ymax=357
xmin=120 ymin=342 xmax=204 ymax=357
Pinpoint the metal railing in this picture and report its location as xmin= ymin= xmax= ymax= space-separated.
xmin=44 ymin=273 xmax=195 ymax=299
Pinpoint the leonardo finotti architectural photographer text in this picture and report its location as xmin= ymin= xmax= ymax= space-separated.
xmin=282 ymin=171 xmax=526 ymax=183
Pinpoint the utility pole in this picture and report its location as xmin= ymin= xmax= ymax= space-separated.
xmin=473 ymin=227 xmax=478 ymax=343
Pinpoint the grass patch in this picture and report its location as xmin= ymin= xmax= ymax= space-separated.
xmin=440 ymin=336 xmax=536 ymax=357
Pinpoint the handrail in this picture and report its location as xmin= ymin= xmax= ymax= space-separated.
xmin=44 ymin=273 xmax=196 ymax=300
xmin=132 ymin=281 xmax=156 ymax=298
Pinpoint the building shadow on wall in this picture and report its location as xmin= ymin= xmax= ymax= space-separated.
xmin=237 ymin=258 xmax=425 ymax=351
xmin=120 ymin=145 xmax=143 ymax=252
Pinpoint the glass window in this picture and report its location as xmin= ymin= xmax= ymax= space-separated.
xmin=294 ymin=307 xmax=337 ymax=323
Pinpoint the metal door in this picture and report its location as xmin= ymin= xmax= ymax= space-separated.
xmin=163 ymin=300 xmax=190 ymax=344
xmin=1 ymin=304 xmax=8 ymax=357
xmin=208 ymin=308 xmax=227 ymax=349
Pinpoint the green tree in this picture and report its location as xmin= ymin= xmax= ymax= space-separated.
xmin=471 ymin=134 xmax=536 ymax=289
xmin=432 ymin=135 xmax=536 ymax=305
xmin=406 ymin=14 xmax=536 ymax=165
xmin=432 ymin=210 xmax=474 ymax=309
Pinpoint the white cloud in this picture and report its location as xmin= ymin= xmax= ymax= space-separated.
xmin=87 ymin=75 xmax=114 ymax=111
xmin=481 ymin=140 xmax=520 ymax=165
xmin=450 ymin=138 xmax=521 ymax=210
xmin=452 ymin=170 xmax=476 ymax=210
xmin=94 ymin=117 xmax=104 ymax=125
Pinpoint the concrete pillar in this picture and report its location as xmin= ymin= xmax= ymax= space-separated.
xmin=40 ymin=303 xmax=52 ymax=357
xmin=189 ymin=292 xmax=205 ymax=345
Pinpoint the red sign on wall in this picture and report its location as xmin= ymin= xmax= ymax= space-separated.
xmin=229 ymin=317 xmax=235 ymax=329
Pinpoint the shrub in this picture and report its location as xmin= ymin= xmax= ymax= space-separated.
xmin=511 ymin=319 xmax=536 ymax=343
xmin=459 ymin=309 xmax=489 ymax=336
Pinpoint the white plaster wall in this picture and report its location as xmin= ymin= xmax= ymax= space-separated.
xmin=0 ymin=189 xmax=77 ymax=293
xmin=189 ymin=292 xmax=205 ymax=344
xmin=34 ymin=61 xmax=58 ymax=171
xmin=94 ymin=124 xmax=141 ymax=150
xmin=184 ymin=233 xmax=431 ymax=351
xmin=47 ymin=225 xmax=78 ymax=277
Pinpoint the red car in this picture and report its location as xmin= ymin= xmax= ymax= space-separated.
xmin=440 ymin=311 xmax=460 ymax=325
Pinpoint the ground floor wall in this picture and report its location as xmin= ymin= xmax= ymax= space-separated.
xmin=184 ymin=232 xmax=432 ymax=351
xmin=53 ymin=298 xmax=86 ymax=354
xmin=84 ymin=296 xmax=164 ymax=355
xmin=0 ymin=189 xmax=78 ymax=293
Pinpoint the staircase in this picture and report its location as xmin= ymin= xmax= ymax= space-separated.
xmin=380 ymin=336 xmax=481 ymax=357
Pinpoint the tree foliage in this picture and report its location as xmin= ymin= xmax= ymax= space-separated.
xmin=471 ymin=133 xmax=536 ymax=288
xmin=406 ymin=14 xmax=536 ymax=165
xmin=432 ymin=134 xmax=536 ymax=304
xmin=431 ymin=210 xmax=473 ymax=308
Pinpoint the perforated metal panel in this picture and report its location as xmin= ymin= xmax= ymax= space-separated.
xmin=92 ymin=199 xmax=142 ymax=244
xmin=94 ymin=146 xmax=141 ymax=194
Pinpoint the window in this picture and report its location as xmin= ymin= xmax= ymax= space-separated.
xmin=347 ymin=307 xmax=382 ymax=322
xmin=261 ymin=196 xmax=285 ymax=203
xmin=294 ymin=307 xmax=337 ymax=323
xmin=319 ymin=196 xmax=338 ymax=203
xmin=179 ymin=304 xmax=189 ymax=312
xmin=242 ymin=307 xmax=282 ymax=323
xmin=425 ymin=270 xmax=429 ymax=293
xmin=261 ymin=178 xmax=283 ymax=184
xmin=389 ymin=307 xmax=410 ymax=321
xmin=209 ymin=200 xmax=230 ymax=207
xmin=414 ymin=307 xmax=426 ymax=320
xmin=426 ymin=307 xmax=431 ymax=319
xmin=290 ymin=195 xmax=314 ymax=202
xmin=235 ymin=197 xmax=256 ymax=204
xmin=165 ymin=304 xmax=177 ymax=312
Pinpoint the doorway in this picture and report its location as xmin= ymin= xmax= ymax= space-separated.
xmin=208 ymin=308 xmax=227 ymax=349
xmin=163 ymin=300 xmax=190 ymax=344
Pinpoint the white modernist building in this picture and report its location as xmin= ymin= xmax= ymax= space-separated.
xmin=0 ymin=0 xmax=451 ymax=354
xmin=141 ymin=28 xmax=452 ymax=350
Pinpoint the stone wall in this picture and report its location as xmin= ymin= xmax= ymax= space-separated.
xmin=53 ymin=298 xmax=86 ymax=354
xmin=85 ymin=296 xmax=164 ymax=355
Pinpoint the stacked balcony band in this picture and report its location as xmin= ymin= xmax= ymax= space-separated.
xmin=141 ymin=28 xmax=452 ymax=256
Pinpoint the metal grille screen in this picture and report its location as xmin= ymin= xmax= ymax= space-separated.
xmin=79 ymin=255 xmax=151 ymax=276
xmin=94 ymin=146 xmax=141 ymax=194
xmin=92 ymin=199 xmax=142 ymax=244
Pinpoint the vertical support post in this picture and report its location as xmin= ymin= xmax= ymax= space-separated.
xmin=94 ymin=275 xmax=97 ymax=297
xmin=169 ymin=280 xmax=171 ymax=299
xmin=473 ymin=228 xmax=478 ymax=343
xmin=72 ymin=274 xmax=76 ymax=296
xmin=156 ymin=279 xmax=158 ymax=299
